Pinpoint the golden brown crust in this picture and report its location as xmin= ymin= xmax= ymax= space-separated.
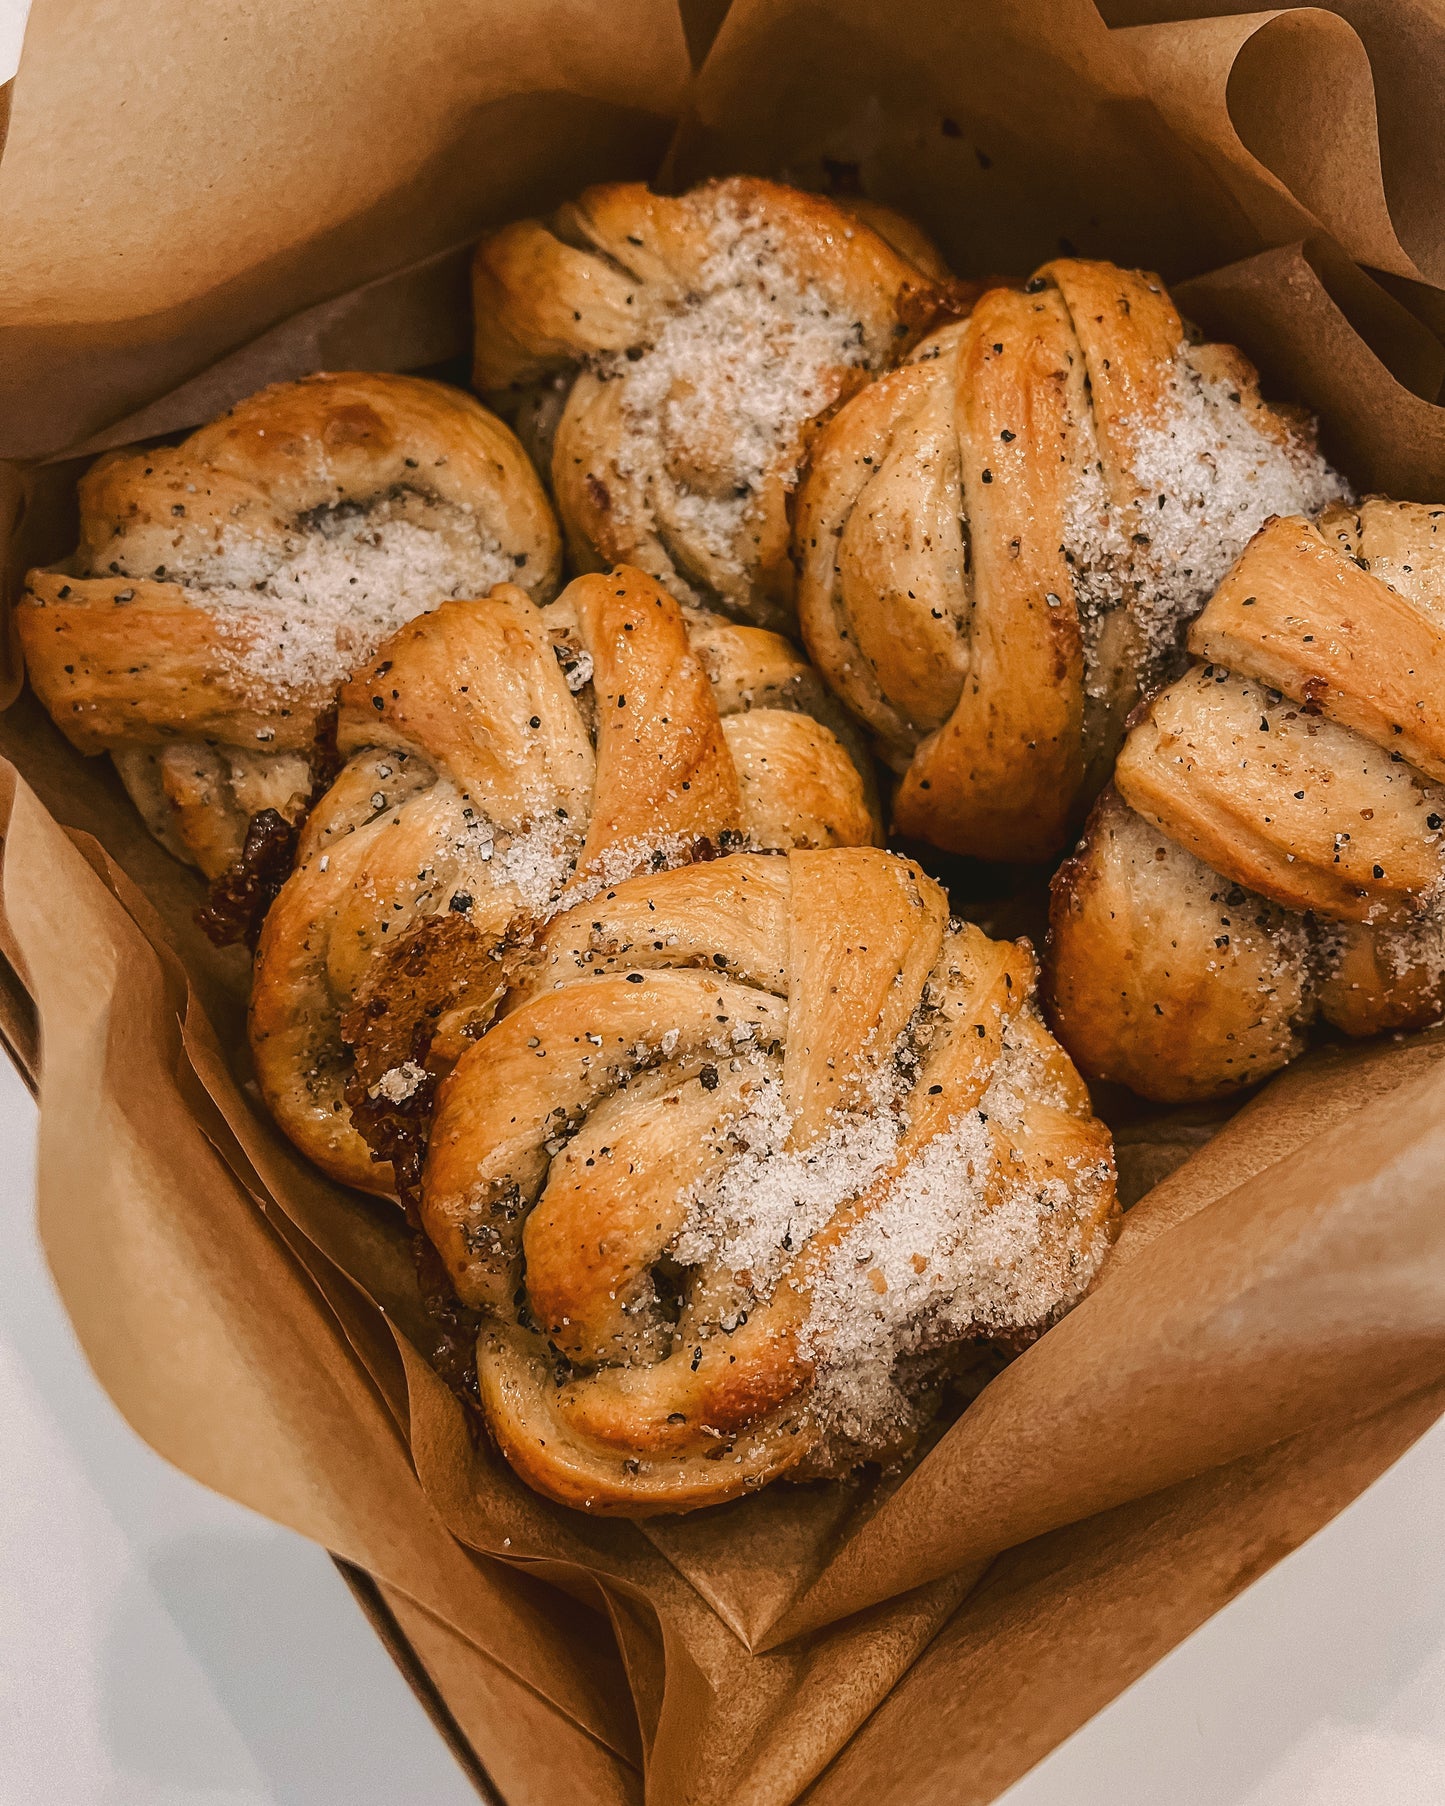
xmin=474 ymin=178 xmax=955 ymax=388
xmin=1115 ymin=666 xmax=1445 ymax=924
xmin=112 ymin=743 xmax=314 ymax=879
xmin=20 ymin=573 xmax=324 ymax=759
xmin=1187 ymin=513 xmax=1445 ymax=781
xmin=890 ymin=286 xmax=1088 ymax=860
xmin=472 ymin=176 xmax=963 ymax=631
xmin=1046 ymin=791 xmax=1312 ymax=1103
xmin=722 ymin=710 xmax=879 ymax=851
xmin=833 ymin=198 xmax=954 ymax=281
xmin=1316 ymin=918 xmax=1445 ymax=1036
xmin=76 ymin=373 xmax=561 ymax=585
xmin=250 ymin=570 xmax=880 ymax=1191
xmin=423 ymin=848 xmax=1118 ymax=1514
xmin=19 ymin=373 xmax=561 ymax=876
xmin=796 ymin=258 xmax=1339 ymax=863
xmin=568 ymin=571 xmax=743 ymax=870
xmin=1047 ymin=503 xmax=1445 ymax=1100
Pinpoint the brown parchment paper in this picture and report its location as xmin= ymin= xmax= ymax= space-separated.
xmin=8 ymin=0 xmax=1445 ymax=1802
xmin=0 ymin=0 xmax=694 ymax=456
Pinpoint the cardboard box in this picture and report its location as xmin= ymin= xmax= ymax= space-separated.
xmin=4 ymin=2 xmax=1445 ymax=1800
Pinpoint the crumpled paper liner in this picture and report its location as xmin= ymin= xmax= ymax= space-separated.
xmin=0 ymin=0 xmax=695 ymax=458
xmin=5 ymin=1 xmax=1445 ymax=1801
xmin=802 ymin=1373 xmax=1445 ymax=1804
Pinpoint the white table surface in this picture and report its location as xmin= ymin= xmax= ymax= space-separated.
xmin=3 ymin=1043 xmax=1444 ymax=1805
xmin=0 ymin=1056 xmax=481 ymax=1806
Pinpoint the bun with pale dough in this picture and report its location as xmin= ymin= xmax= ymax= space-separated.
xmin=250 ymin=566 xmax=880 ymax=1191
xmin=472 ymin=175 xmax=966 ymax=632
xmin=1047 ymin=503 xmax=1445 ymax=1101
xmin=423 ymin=845 xmax=1118 ymax=1514
xmin=19 ymin=372 xmax=560 ymax=878
xmin=795 ymin=260 xmax=1345 ymax=863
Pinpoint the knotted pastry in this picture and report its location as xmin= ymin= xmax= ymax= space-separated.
xmin=422 ymin=845 xmax=1119 ymax=1514
xmin=471 ymin=176 xmax=964 ymax=632
xmin=1047 ymin=503 xmax=1445 ymax=1102
xmin=795 ymin=259 xmax=1347 ymax=862
xmin=250 ymin=565 xmax=879 ymax=1191
xmin=18 ymin=372 xmax=561 ymax=878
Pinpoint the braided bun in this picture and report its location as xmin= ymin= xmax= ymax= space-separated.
xmin=472 ymin=176 xmax=965 ymax=632
xmin=1047 ymin=504 xmax=1445 ymax=1101
xmin=423 ymin=846 xmax=1118 ymax=1514
xmin=250 ymin=566 xmax=879 ymax=1190
xmin=795 ymin=260 xmax=1345 ymax=862
xmin=19 ymin=373 xmax=560 ymax=877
